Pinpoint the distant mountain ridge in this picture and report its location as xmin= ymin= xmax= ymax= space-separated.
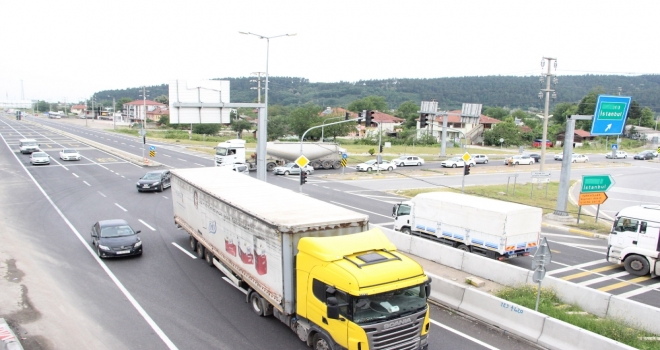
xmin=95 ymin=75 xmax=660 ymax=112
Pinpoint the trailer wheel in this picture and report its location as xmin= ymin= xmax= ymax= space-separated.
xmin=196 ymin=242 xmax=205 ymax=259
xmin=624 ymin=255 xmax=650 ymax=276
xmin=457 ymin=244 xmax=471 ymax=253
xmin=250 ymin=292 xmax=265 ymax=316
xmin=401 ymin=227 xmax=411 ymax=235
xmin=322 ymin=160 xmax=332 ymax=169
xmin=312 ymin=333 xmax=333 ymax=350
xmin=189 ymin=236 xmax=197 ymax=252
xmin=204 ymin=249 xmax=214 ymax=266
xmin=332 ymin=160 xmax=341 ymax=169
xmin=267 ymin=162 xmax=277 ymax=171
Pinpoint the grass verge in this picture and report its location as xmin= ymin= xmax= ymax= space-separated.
xmin=496 ymin=285 xmax=660 ymax=349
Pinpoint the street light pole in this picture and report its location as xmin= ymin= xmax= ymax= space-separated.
xmin=240 ymin=31 xmax=296 ymax=182
xmin=539 ymin=57 xmax=556 ymax=173
xmin=109 ymin=95 xmax=116 ymax=130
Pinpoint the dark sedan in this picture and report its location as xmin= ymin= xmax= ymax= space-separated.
xmin=136 ymin=170 xmax=171 ymax=192
xmin=91 ymin=220 xmax=142 ymax=258
xmin=634 ymin=152 xmax=654 ymax=160
xmin=525 ymin=153 xmax=541 ymax=163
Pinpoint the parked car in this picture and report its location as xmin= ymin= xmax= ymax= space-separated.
xmin=441 ymin=157 xmax=474 ymax=168
xmin=355 ymin=159 xmax=396 ymax=172
xmin=634 ymin=152 xmax=655 ymax=160
xmin=136 ymin=170 xmax=171 ymax=192
xmin=605 ymin=151 xmax=628 ymax=159
xmin=29 ymin=152 xmax=50 ymax=165
xmin=504 ymin=155 xmax=535 ymax=165
xmin=571 ymin=154 xmax=589 ymax=163
xmin=393 ymin=155 xmax=425 ymax=167
xmin=525 ymin=153 xmax=541 ymax=163
xmin=272 ymin=162 xmax=314 ymax=175
xmin=90 ymin=219 xmax=142 ymax=259
xmin=59 ymin=148 xmax=81 ymax=161
xmin=472 ymin=154 xmax=489 ymax=164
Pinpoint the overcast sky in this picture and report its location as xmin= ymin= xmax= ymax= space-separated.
xmin=2 ymin=0 xmax=658 ymax=103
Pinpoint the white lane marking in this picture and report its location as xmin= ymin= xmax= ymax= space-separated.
xmin=330 ymin=201 xmax=391 ymax=219
xmin=546 ymin=240 xmax=605 ymax=255
xmin=115 ymin=203 xmax=128 ymax=211
xmin=97 ymin=191 xmax=106 ymax=197
xmin=121 ymin=175 xmax=125 ymax=178
xmin=578 ymin=271 xmax=629 ymax=286
xmin=116 ymin=173 xmax=121 ymax=176
xmin=172 ymin=242 xmax=196 ymax=259
xmin=177 ymin=158 xmax=187 ymax=162
xmin=194 ymin=163 xmax=205 ymax=166
xmin=83 ymin=181 xmax=91 ymax=186
xmin=72 ymin=173 xmax=79 ymax=178
xmin=122 ymin=143 xmax=126 ymax=145
xmin=617 ymin=282 xmax=660 ymax=299
xmin=546 ymin=259 xmax=605 ymax=275
xmin=162 ymin=196 xmax=168 ymax=199
xmin=163 ymin=154 xmax=171 ymax=157
xmin=0 ymin=130 xmax=178 ymax=350
xmin=130 ymin=145 xmax=135 ymax=147
xmin=541 ymin=232 xmax=598 ymax=240
xmin=139 ymin=219 xmax=156 ymax=231
xmin=430 ymin=319 xmax=499 ymax=350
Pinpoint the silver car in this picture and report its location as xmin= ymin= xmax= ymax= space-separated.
xmin=30 ymin=152 xmax=50 ymax=165
xmin=272 ymin=163 xmax=314 ymax=175
xmin=393 ymin=155 xmax=425 ymax=167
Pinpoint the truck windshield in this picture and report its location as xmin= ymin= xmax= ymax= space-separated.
xmin=397 ymin=204 xmax=411 ymax=216
xmin=24 ymin=142 xmax=38 ymax=147
xmin=352 ymin=284 xmax=427 ymax=325
xmin=216 ymin=147 xmax=228 ymax=156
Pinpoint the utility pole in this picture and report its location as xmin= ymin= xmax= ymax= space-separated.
xmin=538 ymin=57 xmax=557 ymax=174
xmin=250 ymin=72 xmax=265 ymax=103
xmin=140 ymin=87 xmax=149 ymax=162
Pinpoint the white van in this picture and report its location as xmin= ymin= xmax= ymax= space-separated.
xmin=19 ymin=139 xmax=40 ymax=154
xmin=607 ymin=205 xmax=660 ymax=276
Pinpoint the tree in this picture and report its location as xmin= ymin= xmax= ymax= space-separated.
xmin=347 ymin=95 xmax=388 ymax=112
xmin=639 ymin=107 xmax=655 ymax=128
xmin=575 ymin=87 xmax=605 ymax=131
xmin=395 ymin=101 xmax=420 ymax=129
xmin=230 ymin=118 xmax=253 ymax=139
xmin=154 ymin=94 xmax=169 ymax=105
xmin=33 ymin=100 xmax=50 ymax=113
xmin=158 ymin=115 xmax=169 ymax=126
xmin=483 ymin=118 xmax=523 ymax=146
xmin=267 ymin=115 xmax=289 ymax=141
xmin=551 ymin=102 xmax=578 ymax=124
xmin=193 ymin=123 xmax=222 ymax=135
xmin=318 ymin=115 xmax=355 ymax=141
xmin=117 ymin=98 xmax=133 ymax=114
xmin=483 ymin=106 xmax=509 ymax=120
xmin=289 ymin=104 xmax=323 ymax=138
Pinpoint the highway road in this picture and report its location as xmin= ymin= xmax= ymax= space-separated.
xmin=0 ymin=115 xmax=539 ymax=349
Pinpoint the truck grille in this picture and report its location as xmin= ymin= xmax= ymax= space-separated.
xmin=363 ymin=310 xmax=425 ymax=350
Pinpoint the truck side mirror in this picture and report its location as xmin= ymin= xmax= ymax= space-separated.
xmin=424 ymin=278 xmax=432 ymax=297
xmin=392 ymin=205 xmax=397 ymax=217
xmin=326 ymin=297 xmax=339 ymax=319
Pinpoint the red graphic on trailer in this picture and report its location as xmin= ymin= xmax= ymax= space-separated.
xmin=239 ymin=238 xmax=254 ymax=264
xmin=255 ymin=237 xmax=267 ymax=275
xmin=224 ymin=234 xmax=236 ymax=256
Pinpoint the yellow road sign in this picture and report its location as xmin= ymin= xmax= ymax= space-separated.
xmin=295 ymin=155 xmax=309 ymax=168
xmin=340 ymin=159 xmax=347 ymax=167
xmin=578 ymin=192 xmax=608 ymax=206
xmin=149 ymin=150 xmax=156 ymax=157
xmin=462 ymin=152 xmax=471 ymax=162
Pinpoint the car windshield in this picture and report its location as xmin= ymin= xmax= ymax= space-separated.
xmin=284 ymin=163 xmax=296 ymax=168
xmin=397 ymin=156 xmax=407 ymax=160
xmin=63 ymin=150 xmax=77 ymax=153
xmin=352 ymin=283 xmax=428 ymax=325
xmin=33 ymin=152 xmax=47 ymax=157
xmin=100 ymin=225 xmax=134 ymax=238
xmin=449 ymin=157 xmax=460 ymax=161
xmin=142 ymin=173 xmax=161 ymax=180
xmin=364 ymin=160 xmax=377 ymax=165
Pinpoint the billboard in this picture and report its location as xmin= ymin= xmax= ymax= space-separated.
xmin=169 ymin=79 xmax=231 ymax=124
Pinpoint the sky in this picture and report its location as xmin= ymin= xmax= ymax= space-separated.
xmin=1 ymin=0 xmax=658 ymax=103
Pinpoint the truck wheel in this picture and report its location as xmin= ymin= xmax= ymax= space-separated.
xmin=457 ymin=244 xmax=471 ymax=252
xmin=205 ymin=250 xmax=214 ymax=266
xmin=332 ymin=160 xmax=341 ymax=169
xmin=267 ymin=162 xmax=277 ymax=171
xmin=401 ymin=227 xmax=411 ymax=235
xmin=250 ymin=292 xmax=265 ymax=316
xmin=312 ymin=333 xmax=333 ymax=350
xmin=624 ymin=255 xmax=649 ymax=276
xmin=322 ymin=160 xmax=332 ymax=169
xmin=189 ymin=236 xmax=197 ymax=252
xmin=196 ymin=242 xmax=205 ymax=259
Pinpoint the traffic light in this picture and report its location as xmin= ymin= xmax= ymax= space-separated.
xmin=365 ymin=110 xmax=373 ymax=126
xmin=379 ymin=144 xmax=383 ymax=153
xmin=345 ymin=112 xmax=350 ymax=120
xmin=464 ymin=165 xmax=471 ymax=176
xmin=358 ymin=110 xmax=366 ymax=124
xmin=300 ymin=171 xmax=308 ymax=185
xmin=419 ymin=113 xmax=429 ymax=128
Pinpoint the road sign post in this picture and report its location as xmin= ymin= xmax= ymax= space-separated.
xmin=532 ymin=237 xmax=552 ymax=311
xmin=579 ymin=175 xmax=614 ymax=223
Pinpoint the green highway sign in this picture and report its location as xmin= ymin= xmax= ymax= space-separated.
xmin=581 ymin=175 xmax=615 ymax=193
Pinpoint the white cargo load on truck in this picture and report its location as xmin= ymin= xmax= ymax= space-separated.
xmin=171 ymin=167 xmax=368 ymax=314
xmin=394 ymin=192 xmax=542 ymax=260
xmin=266 ymin=141 xmax=345 ymax=169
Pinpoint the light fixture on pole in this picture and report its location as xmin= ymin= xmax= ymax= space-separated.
xmin=239 ymin=31 xmax=296 ymax=182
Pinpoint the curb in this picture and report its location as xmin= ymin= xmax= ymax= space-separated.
xmin=541 ymin=222 xmax=609 ymax=239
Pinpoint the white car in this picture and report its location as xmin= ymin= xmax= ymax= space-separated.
xmin=272 ymin=163 xmax=314 ymax=175
xmin=605 ymin=151 xmax=628 ymax=159
xmin=355 ymin=159 xmax=396 ymax=172
xmin=393 ymin=155 xmax=425 ymax=167
xmin=504 ymin=155 xmax=535 ymax=165
xmin=554 ymin=153 xmax=563 ymax=161
xmin=441 ymin=157 xmax=475 ymax=168
xmin=30 ymin=152 xmax=50 ymax=165
xmin=571 ymin=154 xmax=589 ymax=163
xmin=59 ymin=149 xmax=81 ymax=161
xmin=473 ymin=154 xmax=489 ymax=164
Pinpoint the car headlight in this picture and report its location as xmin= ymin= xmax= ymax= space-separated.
xmin=153 ymin=182 xmax=160 ymax=186
xmin=98 ymin=244 xmax=111 ymax=251
xmin=136 ymin=182 xmax=141 ymax=185
xmin=134 ymin=241 xmax=142 ymax=248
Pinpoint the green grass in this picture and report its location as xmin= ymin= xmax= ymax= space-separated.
xmin=496 ymin=285 xmax=660 ymax=349
xmin=393 ymin=181 xmax=612 ymax=234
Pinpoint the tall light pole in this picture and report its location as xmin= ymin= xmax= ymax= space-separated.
xmin=108 ymin=95 xmax=116 ymax=130
xmin=139 ymin=87 xmax=149 ymax=162
xmin=538 ymin=57 xmax=557 ymax=173
xmin=239 ymin=31 xmax=296 ymax=182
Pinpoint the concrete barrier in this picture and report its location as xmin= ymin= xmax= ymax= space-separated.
xmin=458 ymin=287 xmax=547 ymax=342
xmin=426 ymin=273 xmax=466 ymax=309
xmin=379 ymin=226 xmax=412 ymax=253
xmin=461 ymin=252 xmax=529 ymax=286
xmin=607 ymin=295 xmax=660 ymax=335
xmin=538 ymin=317 xmax=637 ymax=350
xmin=410 ymin=236 xmax=465 ymax=270
xmin=0 ymin=318 xmax=23 ymax=350
xmin=536 ymin=273 xmax=611 ymax=318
